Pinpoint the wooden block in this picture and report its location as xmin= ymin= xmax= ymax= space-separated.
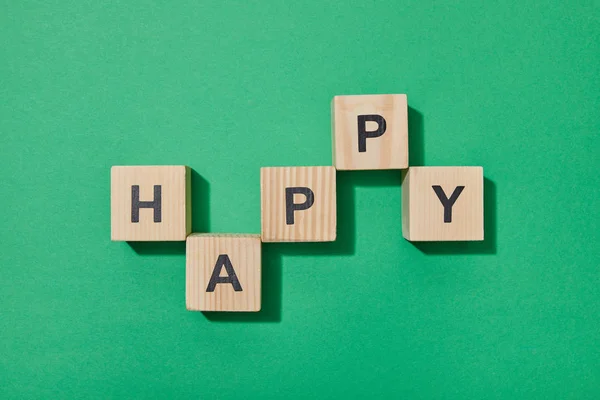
xmin=111 ymin=166 xmax=191 ymax=241
xmin=186 ymin=234 xmax=261 ymax=312
xmin=332 ymin=94 xmax=408 ymax=170
xmin=261 ymin=166 xmax=336 ymax=242
xmin=402 ymin=167 xmax=484 ymax=241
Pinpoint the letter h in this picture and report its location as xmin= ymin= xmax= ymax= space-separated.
xmin=131 ymin=185 xmax=162 ymax=223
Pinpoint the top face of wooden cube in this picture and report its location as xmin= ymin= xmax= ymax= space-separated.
xmin=332 ymin=94 xmax=408 ymax=170
xmin=261 ymin=166 xmax=336 ymax=242
xmin=111 ymin=166 xmax=191 ymax=241
xmin=186 ymin=234 xmax=261 ymax=312
xmin=402 ymin=167 xmax=483 ymax=241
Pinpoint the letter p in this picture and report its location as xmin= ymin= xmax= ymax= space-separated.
xmin=285 ymin=187 xmax=315 ymax=225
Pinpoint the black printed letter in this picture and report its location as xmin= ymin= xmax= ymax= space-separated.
xmin=285 ymin=187 xmax=315 ymax=225
xmin=206 ymin=254 xmax=243 ymax=292
xmin=432 ymin=185 xmax=465 ymax=223
xmin=357 ymin=114 xmax=387 ymax=152
xmin=131 ymin=185 xmax=162 ymax=223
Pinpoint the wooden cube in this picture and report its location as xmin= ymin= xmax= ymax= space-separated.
xmin=332 ymin=94 xmax=408 ymax=170
xmin=402 ymin=167 xmax=484 ymax=241
xmin=186 ymin=234 xmax=261 ymax=312
xmin=111 ymin=166 xmax=191 ymax=241
xmin=261 ymin=166 xmax=336 ymax=242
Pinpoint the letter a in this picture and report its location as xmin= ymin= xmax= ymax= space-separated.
xmin=206 ymin=254 xmax=243 ymax=292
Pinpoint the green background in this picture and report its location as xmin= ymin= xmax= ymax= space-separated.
xmin=2 ymin=1 xmax=599 ymax=398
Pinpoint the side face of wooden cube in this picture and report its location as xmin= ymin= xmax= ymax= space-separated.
xmin=186 ymin=234 xmax=261 ymax=312
xmin=261 ymin=166 xmax=336 ymax=242
xmin=332 ymin=94 xmax=408 ymax=170
xmin=402 ymin=167 xmax=484 ymax=241
xmin=111 ymin=166 xmax=191 ymax=241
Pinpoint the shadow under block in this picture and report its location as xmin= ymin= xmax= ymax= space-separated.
xmin=332 ymin=94 xmax=408 ymax=170
xmin=111 ymin=166 xmax=192 ymax=241
xmin=402 ymin=167 xmax=484 ymax=241
xmin=261 ymin=166 xmax=336 ymax=242
xmin=186 ymin=234 xmax=261 ymax=312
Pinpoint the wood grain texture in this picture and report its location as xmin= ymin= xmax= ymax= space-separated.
xmin=402 ymin=166 xmax=484 ymax=241
xmin=111 ymin=165 xmax=191 ymax=241
xmin=332 ymin=94 xmax=408 ymax=170
xmin=261 ymin=166 xmax=336 ymax=242
xmin=186 ymin=234 xmax=261 ymax=312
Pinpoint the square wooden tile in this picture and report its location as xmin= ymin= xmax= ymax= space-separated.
xmin=402 ymin=166 xmax=484 ymax=241
xmin=186 ymin=234 xmax=261 ymax=312
xmin=261 ymin=166 xmax=336 ymax=242
xmin=111 ymin=166 xmax=191 ymax=241
xmin=332 ymin=94 xmax=408 ymax=170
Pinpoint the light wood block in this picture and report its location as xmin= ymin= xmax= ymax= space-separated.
xmin=186 ymin=234 xmax=261 ymax=312
xmin=402 ymin=167 xmax=484 ymax=241
xmin=261 ymin=166 xmax=336 ymax=242
xmin=111 ymin=166 xmax=191 ymax=241
xmin=332 ymin=94 xmax=408 ymax=170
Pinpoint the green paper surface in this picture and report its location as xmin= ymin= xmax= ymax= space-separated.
xmin=1 ymin=1 xmax=599 ymax=398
